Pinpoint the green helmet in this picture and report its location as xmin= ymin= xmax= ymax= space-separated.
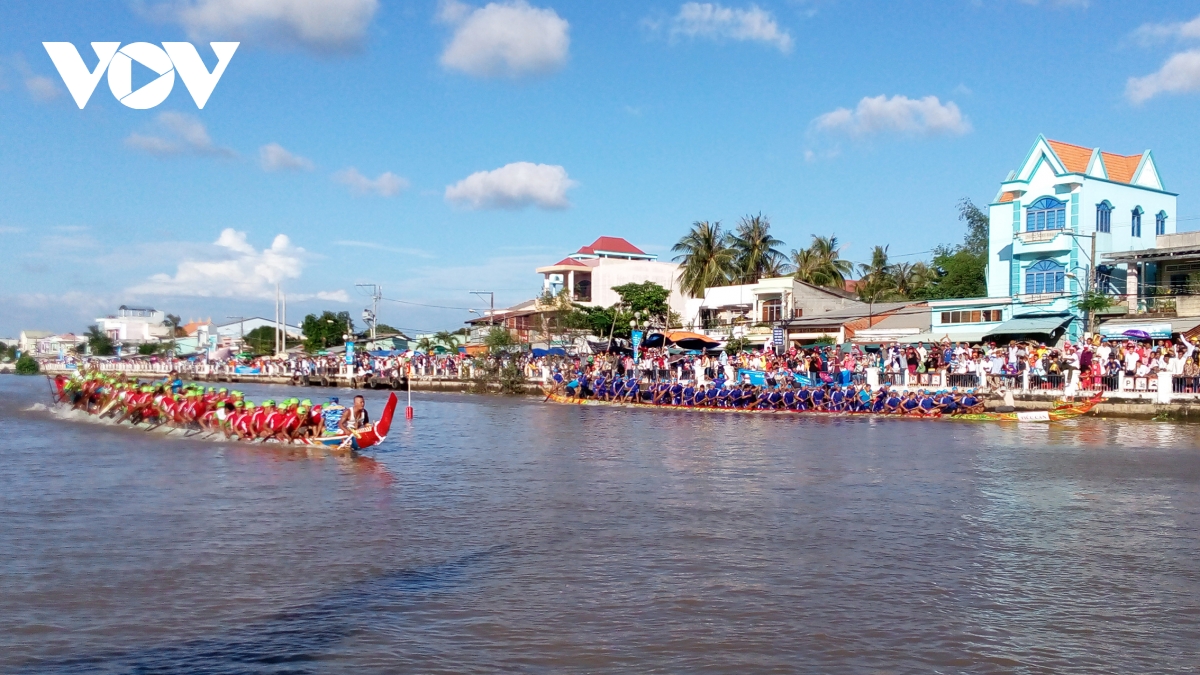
xmin=245 ymin=401 xmax=256 ymax=409
xmin=263 ymin=400 xmax=275 ymax=407
xmin=300 ymin=399 xmax=312 ymax=407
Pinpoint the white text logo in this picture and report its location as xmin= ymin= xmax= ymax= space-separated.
xmin=43 ymin=42 xmax=239 ymax=110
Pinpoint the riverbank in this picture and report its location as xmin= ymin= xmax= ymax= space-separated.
xmin=31 ymin=365 xmax=1200 ymax=420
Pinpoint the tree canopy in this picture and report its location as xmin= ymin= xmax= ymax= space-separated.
xmin=301 ymin=311 xmax=354 ymax=352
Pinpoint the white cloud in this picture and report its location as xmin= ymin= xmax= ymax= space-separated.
xmin=444 ymin=162 xmax=576 ymax=210
xmin=333 ymin=167 xmax=409 ymax=196
xmin=0 ymin=225 xmax=27 ymax=234
xmin=125 ymin=111 xmax=236 ymax=157
xmin=664 ymin=2 xmax=792 ymax=53
xmin=438 ymin=0 xmax=570 ymax=78
xmin=1127 ymin=49 xmax=1200 ymax=103
xmin=151 ymin=0 xmax=379 ymax=53
xmin=129 ymin=228 xmax=340 ymax=300
xmin=334 ymin=240 xmax=435 ymax=258
xmin=812 ymin=94 xmax=971 ymax=137
xmin=259 ymin=142 xmax=314 ymax=171
xmin=1131 ymin=14 xmax=1200 ymax=46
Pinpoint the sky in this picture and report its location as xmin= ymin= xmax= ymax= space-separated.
xmin=2 ymin=0 xmax=1200 ymax=338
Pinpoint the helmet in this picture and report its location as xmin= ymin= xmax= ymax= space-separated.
xmin=300 ymin=399 xmax=312 ymax=407
xmin=263 ymin=400 xmax=275 ymax=407
xmin=218 ymin=388 xmax=228 ymax=394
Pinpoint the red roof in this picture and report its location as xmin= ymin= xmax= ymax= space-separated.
xmin=550 ymin=257 xmax=588 ymax=267
xmin=578 ymin=236 xmax=646 ymax=256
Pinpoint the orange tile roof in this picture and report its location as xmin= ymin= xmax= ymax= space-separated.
xmin=998 ymin=191 xmax=1017 ymax=203
xmin=1101 ymin=151 xmax=1141 ymax=184
xmin=551 ymin=257 xmax=588 ymax=267
xmin=1046 ymin=138 xmax=1144 ymax=185
xmin=1046 ymin=140 xmax=1093 ymax=174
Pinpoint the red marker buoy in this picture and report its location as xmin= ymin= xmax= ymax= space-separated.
xmin=405 ymin=405 xmax=414 ymax=419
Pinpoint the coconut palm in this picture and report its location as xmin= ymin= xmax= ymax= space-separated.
xmin=729 ymin=214 xmax=788 ymax=284
xmin=855 ymin=245 xmax=899 ymax=301
xmin=672 ymin=220 xmax=735 ymax=298
xmin=890 ymin=261 xmax=936 ymax=298
xmin=790 ymin=235 xmax=854 ymax=290
xmin=433 ymin=330 xmax=457 ymax=348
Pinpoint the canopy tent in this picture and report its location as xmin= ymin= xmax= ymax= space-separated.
xmin=664 ymin=330 xmax=720 ymax=351
xmin=983 ymin=313 xmax=1073 ymax=340
xmin=1096 ymin=318 xmax=1200 ymax=341
xmin=530 ymin=347 xmax=567 ymax=357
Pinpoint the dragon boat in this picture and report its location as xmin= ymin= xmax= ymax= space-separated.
xmin=542 ymin=389 xmax=1102 ymax=422
xmin=49 ymin=383 xmax=398 ymax=452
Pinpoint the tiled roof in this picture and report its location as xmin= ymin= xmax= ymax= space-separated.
xmin=585 ymin=236 xmax=646 ymax=255
xmin=551 ymin=257 xmax=588 ymax=267
xmin=1046 ymin=138 xmax=1144 ymax=185
xmin=1101 ymin=151 xmax=1141 ymax=184
xmin=1046 ymin=140 xmax=1092 ymax=174
xmin=998 ymin=191 xmax=1017 ymax=203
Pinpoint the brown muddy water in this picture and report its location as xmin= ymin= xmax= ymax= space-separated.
xmin=1 ymin=374 xmax=1199 ymax=674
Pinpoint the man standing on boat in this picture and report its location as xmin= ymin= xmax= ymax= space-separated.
xmin=339 ymin=395 xmax=371 ymax=434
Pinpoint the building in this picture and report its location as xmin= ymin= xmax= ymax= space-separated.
xmin=37 ymin=333 xmax=88 ymax=356
xmin=18 ymin=330 xmax=53 ymax=355
xmin=785 ymin=302 xmax=926 ymax=345
xmin=535 ymin=236 xmax=687 ymax=317
xmin=986 ymin=135 xmax=1177 ymax=341
xmin=214 ymin=317 xmax=303 ymax=340
xmin=684 ymin=277 xmax=864 ymax=345
xmin=95 ymin=306 xmax=173 ymax=343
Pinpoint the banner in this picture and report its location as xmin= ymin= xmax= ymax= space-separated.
xmin=1096 ymin=323 xmax=1172 ymax=340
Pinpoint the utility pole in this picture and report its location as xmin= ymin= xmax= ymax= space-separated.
xmin=471 ymin=291 xmax=495 ymax=326
xmin=1088 ymin=233 xmax=1098 ymax=335
xmin=356 ymin=284 xmax=382 ymax=340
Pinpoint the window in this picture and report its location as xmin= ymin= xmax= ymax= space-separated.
xmin=1132 ymin=207 xmax=1143 ymax=238
xmin=1025 ymin=259 xmax=1065 ymax=294
xmin=940 ymin=310 xmax=1003 ymax=324
xmin=1157 ymin=211 xmax=1168 ymax=236
xmin=1096 ymin=201 xmax=1112 ymax=233
xmin=1026 ymin=197 xmax=1066 ymax=232
xmin=762 ymin=298 xmax=782 ymax=323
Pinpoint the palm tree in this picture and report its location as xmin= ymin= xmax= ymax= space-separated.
xmin=890 ymin=261 xmax=936 ymax=298
xmin=790 ymin=235 xmax=854 ymax=290
xmin=672 ymin=220 xmax=735 ymax=298
xmin=433 ymin=330 xmax=457 ymax=349
xmin=414 ymin=336 xmax=437 ymax=353
xmin=855 ymin=245 xmax=898 ymax=301
xmin=729 ymin=214 xmax=788 ymax=284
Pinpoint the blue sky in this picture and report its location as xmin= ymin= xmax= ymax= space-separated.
xmin=2 ymin=0 xmax=1200 ymax=337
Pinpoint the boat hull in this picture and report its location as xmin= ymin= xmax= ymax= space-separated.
xmin=542 ymin=390 xmax=1102 ymax=422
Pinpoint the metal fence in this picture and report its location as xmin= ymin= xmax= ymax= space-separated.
xmin=1028 ymin=374 xmax=1065 ymax=390
xmin=1078 ymin=374 xmax=1120 ymax=392
xmin=1173 ymin=376 xmax=1200 ymax=394
xmin=946 ymin=373 xmax=979 ymax=388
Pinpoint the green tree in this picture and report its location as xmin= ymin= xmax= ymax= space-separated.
xmin=612 ymin=281 xmax=671 ymax=324
xmin=301 ymin=311 xmax=354 ymax=352
xmin=672 ymin=220 xmax=735 ymax=298
xmin=729 ymin=213 xmax=788 ymax=284
xmin=243 ymin=326 xmax=279 ymax=355
xmin=137 ymin=343 xmax=162 ymax=355
xmin=15 ymin=353 xmax=39 ymax=375
xmin=791 ymin=235 xmax=854 ymax=289
xmin=375 ymin=323 xmax=403 ymax=336
xmin=856 ymin=245 xmax=900 ymax=302
xmin=85 ymin=325 xmax=114 ymax=356
xmin=483 ymin=327 xmax=517 ymax=350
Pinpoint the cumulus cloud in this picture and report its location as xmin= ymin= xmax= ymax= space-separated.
xmin=149 ymin=0 xmax=378 ymax=53
xmin=438 ymin=0 xmax=570 ymax=78
xmin=333 ymin=167 xmax=409 ymax=196
xmin=445 ymin=161 xmax=576 ymax=210
xmin=664 ymin=2 xmax=792 ymax=52
xmin=812 ymin=94 xmax=971 ymax=137
xmin=1131 ymin=14 xmax=1200 ymax=46
xmin=5 ymin=54 xmax=62 ymax=102
xmin=1127 ymin=49 xmax=1200 ymax=103
xmin=125 ymin=111 xmax=236 ymax=157
xmin=128 ymin=228 xmax=342 ymax=300
xmin=259 ymin=142 xmax=314 ymax=171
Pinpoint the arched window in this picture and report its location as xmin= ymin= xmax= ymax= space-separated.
xmin=1025 ymin=259 xmax=1065 ymax=294
xmin=1026 ymin=197 xmax=1066 ymax=232
xmin=1132 ymin=206 xmax=1143 ymax=238
xmin=1156 ymin=210 xmax=1168 ymax=236
xmin=1096 ymin=201 xmax=1112 ymax=233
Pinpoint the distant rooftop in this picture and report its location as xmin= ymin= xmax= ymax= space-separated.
xmin=571 ymin=236 xmax=656 ymax=261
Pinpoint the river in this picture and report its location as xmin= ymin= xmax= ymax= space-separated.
xmin=1 ymin=374 xmax=1199 ymax=674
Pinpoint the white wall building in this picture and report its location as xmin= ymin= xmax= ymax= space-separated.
xmin=95 ymin=306 xmax=173 ymax=343
xmin=986 ymin=135 xmax=1177 ymax=340
xmin=683 ymin=277 xmax=863 ymax=342
xmin=536 ymin=236 xmax=687 ymax=317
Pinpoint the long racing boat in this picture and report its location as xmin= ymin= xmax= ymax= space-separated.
xmin=542 ymin=389 xmax=1102 ymax=422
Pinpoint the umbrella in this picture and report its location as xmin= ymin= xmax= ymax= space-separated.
xmin=1122 ymin=329 xmax=1152 ymax=340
